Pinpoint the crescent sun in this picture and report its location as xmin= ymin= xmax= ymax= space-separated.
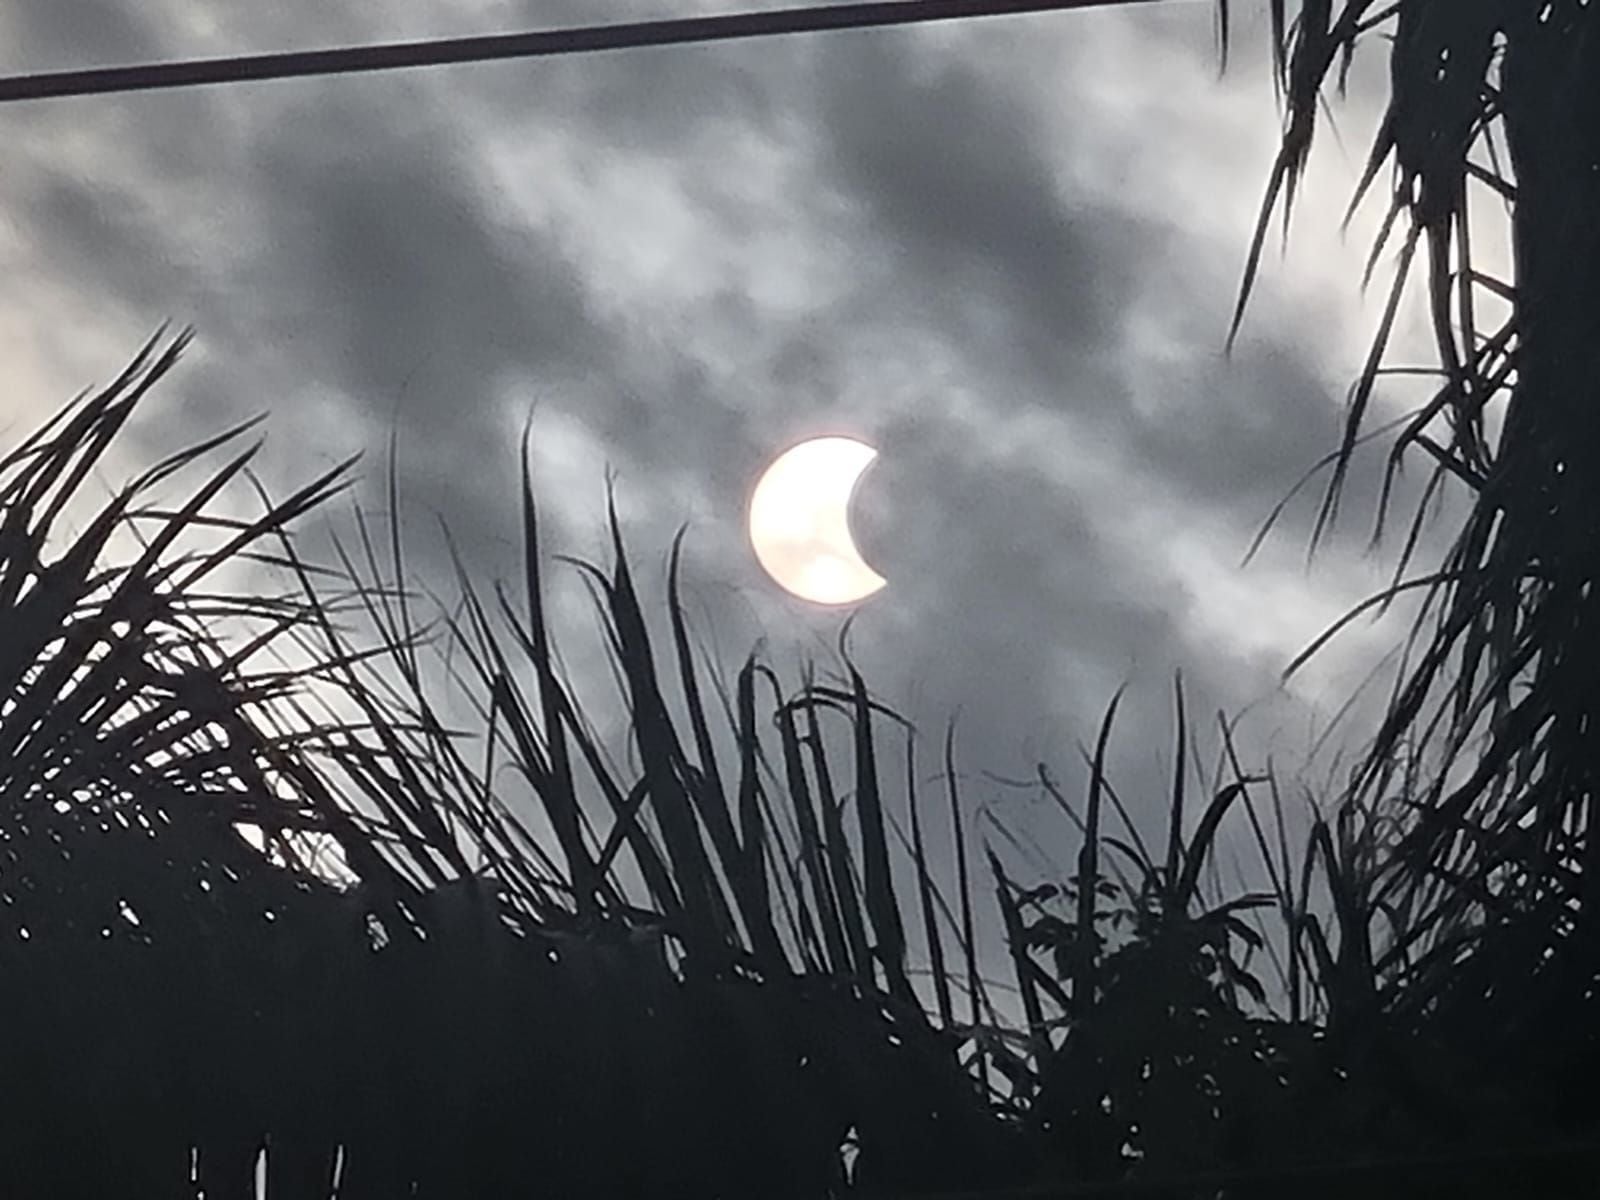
xmin=748 ymin=436 xmax=887 ymax=606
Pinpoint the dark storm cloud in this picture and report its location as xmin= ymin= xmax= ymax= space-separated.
xmin=0 ymin=0 xmax=158 ymax=68
xmin=441 ymin=13 xmax=1329 ymax=823
xmin=813 ymin=32 xmax=1164 ymax=380
xmin=248 ymin=102 xmax=608 ymax=396
xmin=235 ymin=91 xmax=616 ymax=548
xmin=16 ymin=167 xmax=193 ymax=316
xmin=1 ymin=60 xmax=625 ymax=562
xmin=1115 ymin=341 xmax=1339 ymax=511
xmin=0 ymin=0 xmax=1445 ymax=874
xmin=774 ymin=29 xmax=1342 ymax=707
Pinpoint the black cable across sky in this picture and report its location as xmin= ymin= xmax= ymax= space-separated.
xmin=0 ymin=0 xmax=1171 ymax=106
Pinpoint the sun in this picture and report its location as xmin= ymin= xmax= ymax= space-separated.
xmin=748 ymin=437 xmax=887 ymax=606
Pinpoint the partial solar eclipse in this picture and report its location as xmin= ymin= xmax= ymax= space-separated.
xmin=748 ymin=436 xmax=887 ymax=606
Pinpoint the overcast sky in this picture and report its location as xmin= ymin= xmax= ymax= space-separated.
xmin=0 ymin=1 xmax=1477 ymax=910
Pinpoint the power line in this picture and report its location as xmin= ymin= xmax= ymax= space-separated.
xmin=0 ymin=0 xmax=1168 ymax=106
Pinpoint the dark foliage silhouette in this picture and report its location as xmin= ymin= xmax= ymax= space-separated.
xmin=4 ymin=2 xmax=1599 ymax=1196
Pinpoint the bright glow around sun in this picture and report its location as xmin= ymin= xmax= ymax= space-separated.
xmin=748 ymin=437 xmax=887 ymax=606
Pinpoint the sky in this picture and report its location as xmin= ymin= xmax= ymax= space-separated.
xmin=0 ymin=1 xmax=1481 ymax=913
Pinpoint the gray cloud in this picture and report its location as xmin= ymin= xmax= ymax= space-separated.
xmin=0 ymin=0 xmax=158 ymax=69
xmin=0 ymin=0 xmax=1465 ymax=902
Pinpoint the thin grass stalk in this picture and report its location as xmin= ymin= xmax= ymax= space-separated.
xmin=665 ymin=531 xmax=766 ymax=954
xmin=907 ymin=731 xmax=955 ymax=1028
xmin=987 ymin=848 xmax=1047 ymax=1062
xmin=944 ymin=724 xmax=986 ymax=1034
xmin=732 ymin=655 xmax=784 ymax=968
xmin=518 ymin=429 xmax=597 ymax=919
xmin=1165 ymin=672 xmax=1188 ymax=902
xmin=478 ymin=578 xmax=673 ymax=917
xmin=602 ymin=498 xmax=731 ymax=954
xmin=850 ymin=668 xmax=913 ymax=1002
xmin=1072 ymin=689 xmax=1122 ymax=1018
xmin=776 ymin=697 xmax=849 ymax=974
xmin=803 ymin=694 xmax=870 ymax=979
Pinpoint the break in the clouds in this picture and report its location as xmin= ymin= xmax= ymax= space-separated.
xmin=0 ymin=1 xmax=1472 ymax=860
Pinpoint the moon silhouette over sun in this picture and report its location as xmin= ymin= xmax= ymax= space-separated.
xmin=748 ymin=437 xmax=887 ymax=606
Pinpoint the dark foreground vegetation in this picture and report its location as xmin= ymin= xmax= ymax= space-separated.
xmin=2 ymin=1 xmax=1596 ymax=1196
